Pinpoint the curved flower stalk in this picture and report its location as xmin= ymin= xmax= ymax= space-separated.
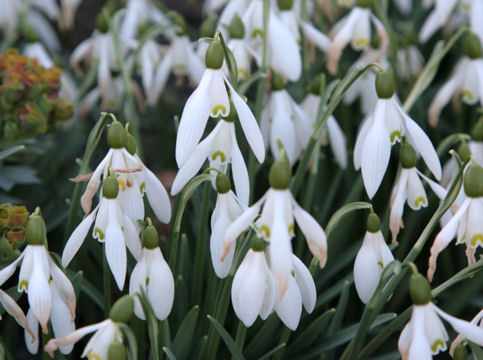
xmin=301 ymin=76 xmax=347 ymax=168
xmin=79 ymin=121 xmax=171 ymax=225
xmin=428 ymin=33 xmax=483 ymax=127
xmin=353 ymin=71 xmax=441 ymax=198
xmin=242 ymin=0 xmax=302 ymax=81
xmin=222 ymin=154 xmax=327 ymax=300
xmin=210 ymin=174 xmax=244 ymax=278
xmin=148 ymin=14 xmax=204 ymax=105
xmin=327 ymin=1 xmax=387 ymax=74
xmin=0 ymin=210 xmax=76 ymax=355
xmin=353 ymin=212 xmax=394 ymax=304
xmin=129 ymin=220 xmax=174 ymax=320
xmin=427 ymin=162 xmax=483 ymax=281
xmin=261 ymin=72 xmax=312 ymax=165
xmin=399 ymin=271 xmax=483 ymax=359
xmin=390 ymin=143 xmax=447 ymax=244
xmin=175 ymin=39 xmax=265 ymax=168
xmin=63 ymin=173 xmax=142 ymax=290
xmin=45 ymin=295 xmax=134 ymax=359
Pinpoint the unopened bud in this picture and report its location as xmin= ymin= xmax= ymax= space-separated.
xmin=200 ymin=15 xmax=217 ymax=38
xmin=229 ymin=14 xmax=245 ymax=39
xmin=453 ymin=343 xmax=468 ymax=360
xmin=356 ymin=0 xmax=372 ymax=8
xmin=109 ymin=295 xmax=134 ymax=323
xmin=53 ymin=99 xmax=74 ymax=121
xmin=96 ymin=8 xmax=111 ymax=33
xmin=167 ymin=11 xmax=187 ymax=36
xmin=277 ymin=0 xmax=294 ymax=11
xmin=457 ymin=141 xmax=471 ymax=163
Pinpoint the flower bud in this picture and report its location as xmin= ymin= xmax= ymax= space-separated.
xmin=108 ymin=341 xmax=127 ymax=360
xmin=471 ymin=117 xmax=483 ymax=142
xmin=142 ymin=222 xmax=159 ymax=249
xmin=269 ymin=155 xmax=291 ymax=190
xmin=375 ymin=71 xmax=395 ymax=99
xmin=409 ymin=273 xmax=432 ymax=305
xmin=453 ymin=343 xmax=468 ymax=360
xmin=366 ymin=212 xmax=380 ymax=233
xmin=125 ymin=132 xmax=137 ymax=156
xmin=205 ymin=40 xmax=224 ymax=70
xmin=356 ymin=0 xmax=372 ymax=8
xmin=400 ymin=143 xmax=417 ymax=169
xmin=457 ymin=141 xmax=471 ymax=163
xmin=107 ymin=121 xmax=127 ymax=149
xmin=200 ymin=14 xmax=217 ymax=38
xmin=251 ymin=236 xmax=265 ymax=252
xmin=25 ymin=211 xmax=46 ymax=246
xmin=96 ymin=8 xmax=111 ymax=33
xmin=463 ymin=32 xmax=482 ymax=60
xmin=463 ymin=163 xmax=483 ymax=198
xmin=277 ymin=0 xmax=294 ymax=10
xmin=102 ymin=175 xmax=120 ymax=199
xmin=216 ymin=173 xmax=231 ymax=194
xmin=271 ymin=71 xmax=285 ymax=91
xmin=110 ymin=295 xmax=134 ymax=323
xmin=167 ymin=11 xmax=187 ymax=36
xmin=229 ymin=14 xmax=245 ymax=39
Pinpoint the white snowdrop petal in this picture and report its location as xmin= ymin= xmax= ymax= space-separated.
xmin=465 ymin=199 xmax=483 ymax=248
xmin=210 ymin=213 xmax=235 ymax=278
xmin=326 ymin=116 xmax=347 ymax=168
xmin=398 ymin=322 xmax=412 ymax=356
xmin=49 ymin=259 xmax=76 ymax=320
xmin=271 ymin=108 xmax=298 ymax=164
xmin=260 ymin=262 xmax=276 ymax=320
xmin=129 ymin=251 xmax=148 ymax=320
xmin=223 ymin=205 xmax=259 ymax=257
xmin=230 ymin=126 xmax=250 ymax=206
xmin=275 ymin=276 xmax=302 ymax=330
xmin=300 ymin=21 xmax=331 ymax=53
xmin=27 ymin=248 xmax=52 ymax=333
xmin=408 ymin=306 xmax=433 ymax=359
xmin=118 ymin=183 xmax=144 ymax=226
xmin=406 ymin=170 xmax=427 ymax=210
xmin=428 ymin=76 xmax=460 ymax=127
xmin=18 ymin=246 xmax=34 ymax=292
xmin=0 ymin=251 xmax=24 ymax=286
xmin=143 ymin=165 xmax=171 ymax=223
xmin=0 ymin=289 xmax=32 ymax=339
xmin=148 ymin=50 xmax=173 ymax=105
xmin=122 ymin=214 xmax=142 ymax=261
xmin=353 ymin=245 xmax=381 ymax=304
xmin=353 ymin=116 xmax=372 ymax=170
xmin=148 ymin=249 xmax=175 ymax=320
xmin=82 ymin=320 xmax=117 ymax=360
xmin=423 ymin=305 xmax=448 ymax=355
xmin=25 ymin=309 xmax=39 ymax=354
xmin=105 ymin=202 xmax=127 ymax=290
xmin=292 ymin=255 xmax=316 ymax=313
xmin=50 ymin=284 xmax=75 ymax=355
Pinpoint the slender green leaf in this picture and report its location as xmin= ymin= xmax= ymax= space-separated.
xmin=138 ymin=288 xmax=160 ymax=360
xmin=258 ymin=343 xmax=286 ymax=360
xmin=207 ymin=315 xmax=245 ymax=360
xmin=469 ymin=341 xmax=483 ymax=359
xmin=80 ymin=278 xmax=104 ymax=309
xmin=0 ymin=145 xmax=24 ymax=161
xmin=325 ymin=202 xmax=372 ymax=239
xmin=172 ymin=306 xmax=199 ymax=360
xmin=163 ymin=347 xmax=177 ymax=360
xmin=436 ymin=133 xmax=470 ymax=158
xmin=118 ymin=322 xmax=138 ymax=360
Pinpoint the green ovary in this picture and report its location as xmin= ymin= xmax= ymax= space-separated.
xmin=470 ymin=234 xmax=483 ymax=247
xmin=431 ymin=339 xmax=445 ymax=353
xmin=211 ymin=151 xmax=227 ymax=163
xmin=94 ymin=227 xmax=105 ymax=240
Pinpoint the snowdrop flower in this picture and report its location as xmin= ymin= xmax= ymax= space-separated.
xmin=243 ymin=0 xmax=302 ymax=81
xmin=398 ymin=271 xmax=483 ymax=359
xmin=148 ymin=14 xmax=204 ymax=105
xmin=129 ymin=220 xmax=174 ymax=320
xmin=301 ymin=75 xmax=347 ymax=168
xmin=354 ymin=71 xmax=442 ymax=198
xmin=390 ymin=143 xmax=447 ymax=244
xmin=204 ymin=0 xmax=228 ymax=13
xmin=131 ymin=38 xmax=162 ymax=102
xmin=327 ymin=0 xmax=387 ymax=74
xmin=450 ymin=309 xmax=483 ymax=356
xmin=70 ymin=9 xmax=120 ymax=103
xmin=0 ymin=210 xmax=76 ymax=354
xmin=428 ymin=33 xmax=483 ymax=127
xmin=231 ymin=240 xmax=276 ymax=327
xmin=172 ymin=101 xmax=263 ymax=205
xmin=63 ymin=173 xmax=142 ymax=290
xmin=217 ymin=0 xmax=250 ymax=39
xmin=261 ymin=72 xmax=312 ymax=165
xmin=59 ymin=0 xmax=81 ymax=29
xmin=224 ymin=14 xmax=252 ymax=81
xmin=119 ymin=0 xmax=166 ymax=45
xmin=427 ymin=162 xmax=483 ymax=281
xmin=78 ymin=121 xmax=171 ymax=225
xmin=197 ymin=14 xmax=217 ymax=60
xmin=45 ymin=295 xmax=134 ymax=359
xmin=175 ymin=39 xmax=265 ymax=167
xmin=396 ymin=45 xmax=424 ymax=80
xmin=0 ymin=288 xmax=34 ymax=342
xmin=210 ymin=174 xmax=244 ymax=278
xmin=354 ymin=212 xmax=394 ymax=304
xmin=222 ymin=154 xmax=327 ymax=298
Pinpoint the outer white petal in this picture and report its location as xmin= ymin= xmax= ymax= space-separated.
xmin=461 ymin=61 xmax=481 ymax=105
xmin=361 ymin=101 xmax=391 ymax=198
xmin=49 ymin=258 xmax=76 ymax=320
xmin=50 ymin=284 xmax=76 ymax=354
xmin=390 ymin=170 xmax=408 ymax=243
xmin=129 ymin=251 xmax=148 ymax=320
xmin=105 ymin=201 xmax=127 ymax=290
xmin=433 ymin=303 xmax=483 ymax=346
xmin=353 ymin=116 xmax=372 ymax=170
xmin=0 ymin=251 xmax=25 ymax=286
xmin=408 ymin=306 xmax=432 ymax=360
xmin=222 ymin=205 xmax=260 ymax=260
xmin=147 ymin=248 xmax=175 ymax=320
xmin=402 ymin=111 xmax=441 ymax=180
xmin=148 ymin=50 xmax=173 ymax=105
xmin=422 ymin=304 xmax=448 ymax=354
xmin=260 ymin=262 xmax=276 ymax=320
xmin=211 ymin=210 xmax=235 ymax=278
xmin=292 ymin=255 xmax=316 ymax=313
xmin=428 ymin=76 xmax=460 ymax=127
xmin=0 ymin=289 xmax=34 ymax=340
xmin=398 ymin=322 xmax=412 ymax=358
xmin=417 ymin=170 xmax=447 ymax=200
xmin=267 ymin=11 xmax=301 ymax=81
xmin=274 ymin=275 xmax=302 ymax=330
xmin=230 ymin=126 xmax=250 ymax=206
xmin=231 ymin=250 xmax=267 ymax=326
xmin=118 ymin=183 xmax=144 ymax=226
xmin=226 ymin=81 xmax=265 ymax=163
xmin=292 ymin=203 xmax=327 ymax=268
xmin=18 ymin=246 xmax=34 ymax=292
xmin=465 ymin=199 xmax=483 ymax=248
xmin=353 ymin=244 xmax=381 ymax=304
xmin=271 ymin=105 xmax=298 ymax=164
xmin=176 ymin=70 xmax=212 ymax=166
xmin=406 ymin=170 xmax=427 ymax=210
xmin=326 ymin=116 xmax=347 ymax=168
xmin=122 ymin=214 xmax=142 ymax=261
xmin=299 ymin=21 xmax=331 ymax=53
xmin=25 ymin=309 xmax=39 ymax=354
xmin=80 ymin=150 xmax=113 ymax=214
xmin=62 ymin=206 xmax=98 ymax=267
xmin=142 ymin=165 xmax=171 ymax=223
xmin=351 ymin=8 xmax=371 ymax=50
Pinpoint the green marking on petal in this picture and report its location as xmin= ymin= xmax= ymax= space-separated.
xmin=390 ymin=130 xmax=401 ymax=143
xmin=211 ymin=151 xmax=227 ymax=163
xmin=431 ymin=339 xmax=445 ymax=353
xmin=252 ymin=29 xmax=264 ymax=38
xmin=291 ymin=270 xmax=295 ymax=277
xmin=456 ymin=235 xmax=465 ymax=244
xmin=139 ymin=181 xmax=145 ymax=193
xmin=470 ymin=234 xmax=483 ymax=247
xmin=88 ymin=351 xmax=102 ymax=360
xmin=173 ymin=64 xmax=187 ymax=72
xmin=146 ymin=277 xmax=150 ymax=287
xmin=462 ymin=90 xmax=474 ymax=102
xmin=355 ymin=38 xmax=368 ymax=48
xmin=414 ymin=196 xmax=427 ymax=208
xmin=288 ymin=223 xmax=294 ymax=235
xmin=259 ymin=225 xmax=270 ymax=239
xmin=378 ymin=261 xmax=383 ymax=269
xmin=19 ymin=279 xmax=28 ymax=291
xmin=212 ymin=104 xmax=227 ymax=116
xmin=238 ymin=68 xmax=248 ymax=78
xmin=94 ymin=227 xmax=105 ymax=240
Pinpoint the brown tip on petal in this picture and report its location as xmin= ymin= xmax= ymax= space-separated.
xmin=278 ymin=276 xmax=288 ymax=300
xmin=220 ymin=243 xmax=230 ymax=262
xmin=465 ymin=246 xmax=476 ymax=266
xmin=449 ymin=335 xmax=463 ymax=357
xmin=41 ymin=323 xmax=49 ymax=334
xmin=44 ymin=340 xmax=58 ymax=358
xmin=69 ymin=173 xmax=93 ymax=182
xmin=427 ymin=252 xmax=438 ymax=282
